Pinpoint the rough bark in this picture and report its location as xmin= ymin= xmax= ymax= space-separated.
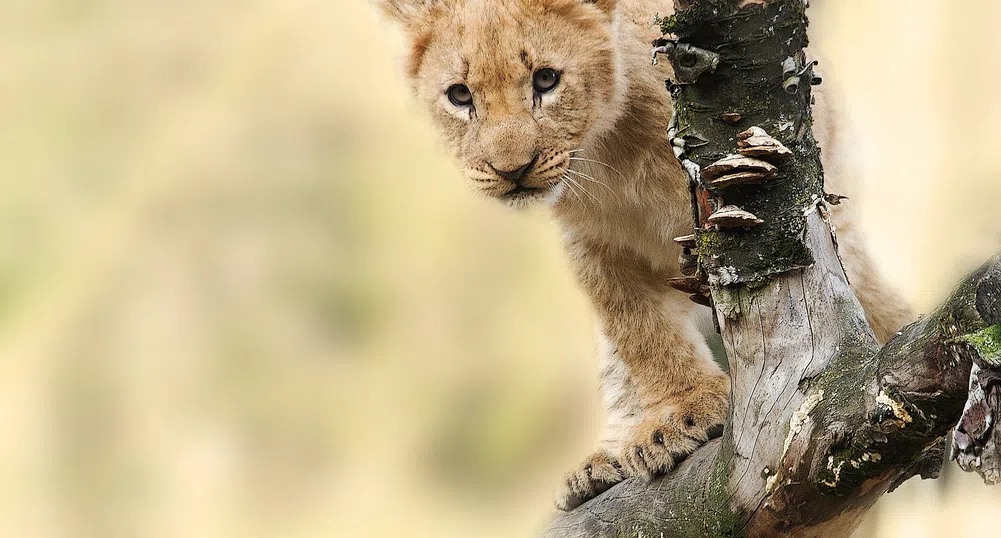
xmin=952 ymin=324 xmax=1001 ymax=483
xmin=543 ymin=1 xmax=1001 ymax=536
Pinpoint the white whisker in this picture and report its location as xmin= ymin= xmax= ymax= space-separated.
xmin=563 ymin=174 xmax=600 ymax=205
xmin=565 ymin=168 xmax=614 ymax=197
xmin=565 ymin=168 xmax=608 ymax=188
xmin=561 ymin=175 xmax=587 ymax=207
xmin=568 ymin=157 xmax=626 ymax=179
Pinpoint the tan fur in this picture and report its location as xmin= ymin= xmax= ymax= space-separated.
xmin=378 ymin=0 xmax=916 ymax=510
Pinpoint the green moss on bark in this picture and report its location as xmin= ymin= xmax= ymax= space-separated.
xmin=961 ymin=324 xmax=1001 ymax=366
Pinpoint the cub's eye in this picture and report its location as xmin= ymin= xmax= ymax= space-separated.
xmin=533 ymin=68 xmax=561 ymax=94
xmin=446 ymin=84 xmax=473 ymax=107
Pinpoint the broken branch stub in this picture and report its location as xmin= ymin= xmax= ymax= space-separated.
xmin=952 ymin=324 xmax=1001 ymax=484
xmin=651 ymin=40 xmax=720 ymax=84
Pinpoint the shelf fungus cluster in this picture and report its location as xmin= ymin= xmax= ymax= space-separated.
xmin=736 ymin=126 xmax=792 ymax=159
xmin=667 ymin=276 xmax=711 ymax=306
xmin=671 ymin=127 xmax=793 ymax=301
xmin=703 ymin=155 xmax=776 ymax=189
xmin=702 ymin=127 xmax=792 ymax=228
xmin=706 ymin=205 xmax=765 ymax=228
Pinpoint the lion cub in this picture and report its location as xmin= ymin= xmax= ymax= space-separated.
xmin=378 ymin=0 xmax=914 ymax=510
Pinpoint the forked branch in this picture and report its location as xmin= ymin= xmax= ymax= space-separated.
xmin=543 ymin=0 xmax=1001 ymax=536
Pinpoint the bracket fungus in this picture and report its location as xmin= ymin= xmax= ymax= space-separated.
xmin=702 ymin=154 xmax=777 ymax=189
xmin=736 ymin=126 xmax=792 ymax=160
xmin=666 ymin=276 xmax=706 ymax=295
xmin=706 ymin=205 xmax=764 ymax=228
xmin=720 ymin=112 xmax=742 ymax=123
xmin=673 ymin=234 xmax=697 ymax=248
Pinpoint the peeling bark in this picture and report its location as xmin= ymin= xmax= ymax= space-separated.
xmin=542 ymin=0 xmax=1001 ymax=536
xmin=952 ymin=325 xmax=1001 ymax=483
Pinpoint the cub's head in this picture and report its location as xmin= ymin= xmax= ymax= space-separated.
xmin=379 ymin=0 xmax=622 ymax=207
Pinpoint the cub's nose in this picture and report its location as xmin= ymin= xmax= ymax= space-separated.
xmin=490 ymin=155 xmax=538 ymax=184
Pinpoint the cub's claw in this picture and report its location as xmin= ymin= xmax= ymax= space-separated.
xmin=623 ymin=374 xmax=729 ymax=480
xmin=554 ymin=374 xmax=729 ymax=509
xmin=621 ymin=420 xmax=706 ymax=479
xmin=554 ymin=450 xmax=625 ymax=511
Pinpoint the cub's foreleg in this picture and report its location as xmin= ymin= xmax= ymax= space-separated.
xmin=555 ymin=240 xmax=729 ymax=510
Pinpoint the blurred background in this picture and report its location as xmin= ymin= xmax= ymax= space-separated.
xmin=1 ymin=0 xmax=1000 ymax=536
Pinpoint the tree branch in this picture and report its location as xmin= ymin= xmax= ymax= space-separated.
xmin=543 ymin=0 xmax=1001 ymax=535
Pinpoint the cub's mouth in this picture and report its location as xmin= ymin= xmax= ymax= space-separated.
xmin=502 ymin=184 xmax=545 ymax=198
xmin=499 ymin=181 xmax=561 ymax=204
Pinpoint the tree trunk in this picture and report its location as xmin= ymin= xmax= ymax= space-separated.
xmin=542 ymin=1 xmax=1001 ymax=536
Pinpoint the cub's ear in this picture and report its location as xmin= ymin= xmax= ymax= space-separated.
xmin=584 ymin=0 xmax=617 ymax=14
xmin=376 ymin=0 xmax=437 ymax=25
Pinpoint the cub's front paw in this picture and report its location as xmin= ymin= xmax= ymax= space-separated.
xmin=623 ymin=374 xmax=729 ymax=479
xmin=621 ymin=419 xmax=706 ymax=479
xmin=554 ymin=449 xmax=625 ymax=511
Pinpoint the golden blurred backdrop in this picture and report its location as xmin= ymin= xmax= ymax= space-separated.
xmin=1 ymin=0 xmax=1000 ymax=536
